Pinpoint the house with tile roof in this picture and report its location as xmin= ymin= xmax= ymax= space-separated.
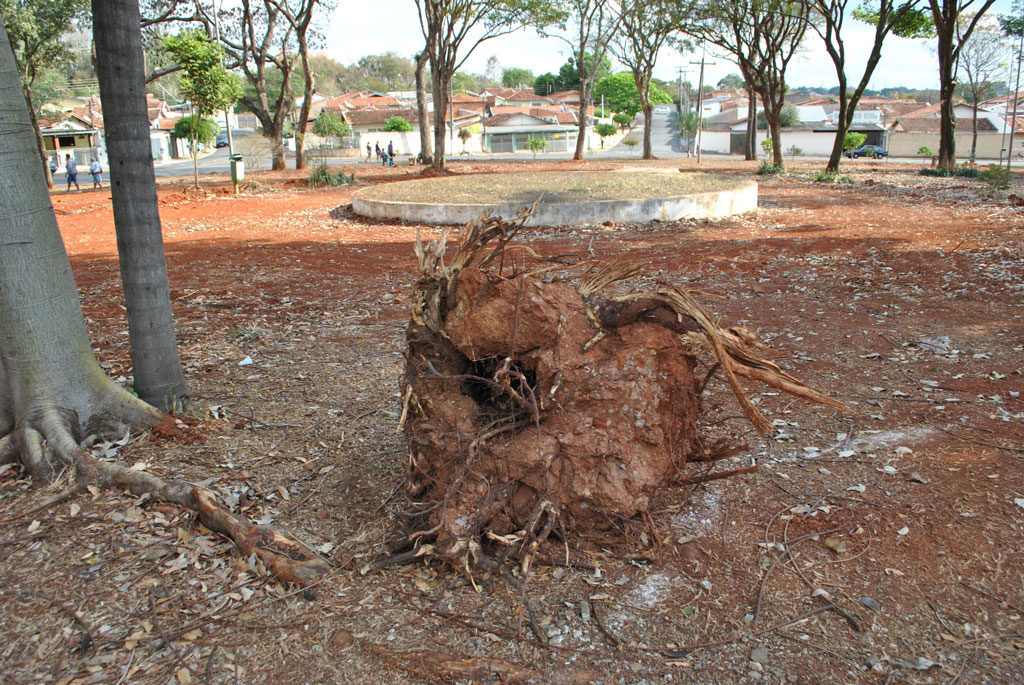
xmin=480 ymin=112 xmax=590 ymax=153
xmin=886 ymin=113 xmax=1023 ymax=158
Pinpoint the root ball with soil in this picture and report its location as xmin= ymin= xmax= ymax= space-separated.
xmin=397 ymin=210 xmax=847 ymax=573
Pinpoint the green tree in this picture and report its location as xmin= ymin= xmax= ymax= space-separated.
xmin=812 ymin=0 xmax=934 ymax=174
xmin=612 ymin=111 xmax=633 ymax=129
xmin=502 ymin=66 xmax=535 ymax=87
xmin=554 ymin=51 xmax=613 ymax=91
xmin=1 ymin=0 xmax=89 ymax=188
xmin=542 ymin=1 xmax=619 ymax=160
xmin=355 ymin=52 xmax=416 ymax=89
xmin=844 ymin=131 xmax=866 ymax=150
xmin=621 ymin=135 xmax=639 ymax=154
xmin=451 ymin=70 xmax=481 ymax=92
xmin=925 ymin=0 xmax=1000 ymax=169
xmin=193 ymin=1 xmax=324 ymax=171
xmin=383 ymin=115 xmax=414 ymax=132
xmin=595 ymin=71 xmax=672 ymax=113
xmin=173 ymin=114 xmax=219 ymax=145
xmin=681 ymin=0 xmax=810 ymax=170
xmin=524 ymin=135 xmax=548 ymax=158
xmin=312 ymin=110 xmax=350 ymax=138
xmin=757 ymin=102 xmax=800 ymax=129
xmin=1000 ymin=1 xmax=1023 ymax=36
xmin=717 ymin=73 xmax=745 ymax=90
xmin=678 ymin=110 xmax=702 ymax=153
xmin=164 ymin=29 xmax=241 ymax=186
xmin=612 ymin=0 xmax=684 ymax=159
xmin=595 ymin=121 xmax=616 ymax=147
xmin=415 ymin=0 xmax=564 ymax=170
xmin=534 ymin=71 xmax=560 ymax=94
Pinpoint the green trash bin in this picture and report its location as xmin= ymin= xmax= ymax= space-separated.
xmin=230 ymin=153 xmax=244 ymax=182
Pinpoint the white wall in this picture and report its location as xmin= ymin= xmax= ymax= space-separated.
xmin=360 ymin=129 xmax=482 ymax=158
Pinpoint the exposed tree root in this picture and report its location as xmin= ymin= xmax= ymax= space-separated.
xmin=5 ymin=402 xmax=328 ymax=587
xmin=397 ymin=208 xmax=849 ymax=574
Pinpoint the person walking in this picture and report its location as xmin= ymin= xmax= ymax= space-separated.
xmin=89 ymin=158 xmax=103 ymax=188
xmin=366 ymin=142 xmax=372 ymax=161
xmin=374 ymin=142 xmax=381 ymax=162
xmin=65 ymin=154 xmax=80 ymax=192
xmin=387 ymin=141 xmax=394 ymax=166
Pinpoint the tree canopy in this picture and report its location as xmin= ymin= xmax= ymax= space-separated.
xmin=383 ymin=115 xmax=414 ymax=131
xmin=502 ymin=66 xmax=534 ymax=87
xmin=594 ymin=71 xmax=672 ymax=113
xmin=312 ymin=110 xmax=351 ymax=137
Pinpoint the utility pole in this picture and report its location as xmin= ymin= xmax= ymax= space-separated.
xmin=690 ymin=45 xmax=714 ymax=164
xmin=676 ymin=66 xmax=690 ymax=154
xmin=1007 ymin=8 xmax=1023 ymax=171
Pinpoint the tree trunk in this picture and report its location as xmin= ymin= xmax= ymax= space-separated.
xmin=191 ymin=106 xmax=199 ymax=187
xmin=1 ymin=13 xmax=330 ymax=589
xmin=92 ymin=0 xmax=188 ymax=411
xmin=573 ymin=77 xmax=590 ymax=161
xmin=1 ymin=12 xmax=163 ymax=451
xmin=294 ymin=35 xmax=313 ymax=170
xmin=936 ymin=27 xmax=957 ymax=169
xmin=970 ymin=103 xmax=979 ymax=161
xmin=745 ymin=84 xmax=756 ymax=161
xmin=415 ymin=51 xmax=433 ymax=165
xmin=632 ymin=69 xmax=654 ymax=160
xmin=760 ymin=84 xmax=786 ymax=169
xmin=22 ymin=84 xmax=54 ymax=189
xmin=430 ymin=69 xmax=448 ymax=170
xmin=641 ymin=103 xmax=653 ymax=159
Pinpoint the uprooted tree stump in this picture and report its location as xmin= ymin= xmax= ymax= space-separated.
xmin=396 ymin=210 xmax=847 ymax=574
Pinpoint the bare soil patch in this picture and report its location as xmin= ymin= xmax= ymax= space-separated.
xmin=1 ymin=158 xmax=1022 ymax=684
xmin=355 ymin=169 xmax=743 ymax=205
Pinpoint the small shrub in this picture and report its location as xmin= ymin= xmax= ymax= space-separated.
xmin=524 ymin=136 xmax=548 ymax=158
xmin=760 ymin=137 xmax=773 ymax=156
xmin=811 ymin=170 xmax=852 ymax=183
xmin=309 ymin=164 xmax=356 ymax=187
xmin=621 ymin=136 xmax=640 ymax=155
xmin=954 ymin=163 xmax=979 ymax=178
xmin=757 ymin=161 xmax=784 ymax=175
xmin=978 ymin=164 xmax=1010 ymax=191
xmin=612 ymin=112 xmax=632 ymax=129
xmin=787 ymin=145 xmax=802 ymax=157
xmin=918 ymin=163 xmax=979 ymax=178
xmin=917 ymin=145 xmax=934 ymax=157
xmin=382 ymin=116 xmax=413 ymax=132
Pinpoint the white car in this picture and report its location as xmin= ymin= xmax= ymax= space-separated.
xmin=653 ymin=105 xmax=671 ymax=114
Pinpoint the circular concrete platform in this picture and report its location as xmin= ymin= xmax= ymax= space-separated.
xmin=351 ymin=171 xmax=757 ymax=227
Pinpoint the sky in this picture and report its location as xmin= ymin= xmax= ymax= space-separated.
xmin=322 ymin=0 xmax=1021 ymax=92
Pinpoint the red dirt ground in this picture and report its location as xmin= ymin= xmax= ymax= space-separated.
xmin=1 ymin=158 xmax=1022 ymax=684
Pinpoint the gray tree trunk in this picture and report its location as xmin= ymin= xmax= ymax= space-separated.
xmin=22 ymin=84 xmax=55 ymax=189
xmin=431 ymin=68 xmax=449 ymax=170
xmin=415 ymin=51 xmax=433 ymax=165
xmin=0 ymin=13 xmax=160 ymax=441
xmin=92 ymin=0 xmax=188 ymax=411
